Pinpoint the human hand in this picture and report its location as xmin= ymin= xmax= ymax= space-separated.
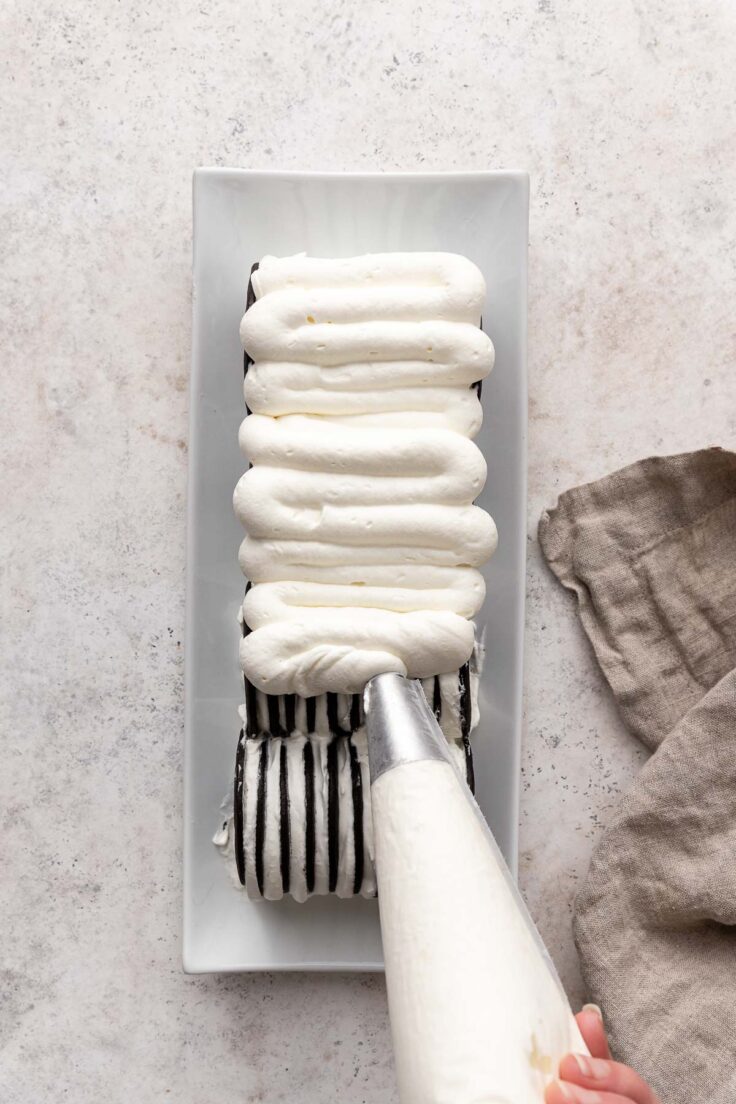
xmin=544 ymin=1005 xmax=662 ymax=1104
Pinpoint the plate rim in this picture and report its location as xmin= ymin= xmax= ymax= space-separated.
xmin=193 ymin=166 xmax=530 ymax=182
xmin=184 ymin=167 xmax=529 ymax=972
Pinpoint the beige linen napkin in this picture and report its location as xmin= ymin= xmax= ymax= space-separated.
xmin=538 ymin=448 xmax=736 ymax=1104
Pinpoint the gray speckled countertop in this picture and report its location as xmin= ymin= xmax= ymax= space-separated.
xmin=2 ymin=1 xmax=735 ymax=1100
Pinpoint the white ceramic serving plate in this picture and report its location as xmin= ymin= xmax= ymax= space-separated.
xmin=185 ymin=169 xmax=529 ymax=972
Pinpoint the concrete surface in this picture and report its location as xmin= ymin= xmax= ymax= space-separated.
xmin=2 ymin=0 xmax=735 ymax=1099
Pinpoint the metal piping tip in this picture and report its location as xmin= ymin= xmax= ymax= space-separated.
xmin=364 ymin=673 xmax=453 ymax=784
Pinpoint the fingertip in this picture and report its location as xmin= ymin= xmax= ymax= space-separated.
xmin=558 ymin=1053 xmax=588 ymax=1084
xmin=543 ymin=1079 xmax=569 ymax=1104
xmin=575 ymin=1008 xmax=611 ymax=1060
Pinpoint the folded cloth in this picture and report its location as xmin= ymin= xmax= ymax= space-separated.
xmin=539 ymin=448 xmax=736 ymax=1104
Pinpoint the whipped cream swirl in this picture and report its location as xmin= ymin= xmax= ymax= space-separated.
xmin=235 ymin=253 xmax=497 ymax=697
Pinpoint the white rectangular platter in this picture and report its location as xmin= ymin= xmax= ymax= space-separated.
xmin=185 ymin=169 xmax=529 ymax=972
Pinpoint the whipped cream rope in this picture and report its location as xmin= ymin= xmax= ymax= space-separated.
xmin=235 ymin=253 xmax=497 ymax=697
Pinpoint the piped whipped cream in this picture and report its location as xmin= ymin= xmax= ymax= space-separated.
xmin=235 ymin=252 xmax=496 ymax=697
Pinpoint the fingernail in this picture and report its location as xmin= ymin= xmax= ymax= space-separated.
xmin=582 ymin=1003 xmax=603 ymax=1019
xmin=573 ymin=1053 xmax=609 ymax=1080
xmin=554 ymin=1081 xmax=578 ymax=1101
xmin=555 ymin=1082 xmax=602 ymax=1103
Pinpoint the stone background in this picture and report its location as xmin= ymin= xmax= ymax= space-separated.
xmin=2 ymin=1 xmax=734 ymax=1099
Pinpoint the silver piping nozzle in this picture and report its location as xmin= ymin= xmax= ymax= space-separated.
xmin=364 ymin=673 xmax=453 ymax=784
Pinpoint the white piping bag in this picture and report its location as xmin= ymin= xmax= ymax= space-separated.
xmin=364 ymin=673 xmax=587 ymax=1104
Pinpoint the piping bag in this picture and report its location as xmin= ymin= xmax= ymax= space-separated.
xmin=364 ymin=673 xmax=588 ymax=1104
